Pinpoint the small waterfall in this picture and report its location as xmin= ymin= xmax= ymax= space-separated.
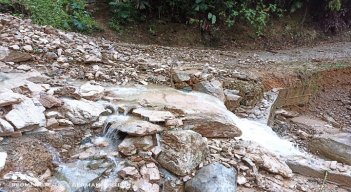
xmin=103 ymin=114 xmax=130 ymax=146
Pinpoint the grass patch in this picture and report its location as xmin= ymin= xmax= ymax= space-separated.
xmin=0 ymin=0 xmax=96 ymax=32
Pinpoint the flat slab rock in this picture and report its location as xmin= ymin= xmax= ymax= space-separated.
xmin=61 ymin=98 xmax=106 ymax=125
xmin=157 ymin=130 xmax=208 ymax=176
xmin=183 ymin=114 xmax=242 ymax=138
xmin=185 ymin=162 xmax=237 ymax=192
xmin=112 ymin=87 xmax=242 ymax=138
xmin=79 ymin=82 xmax=105 ymax=101
xmin=110 ymin=119 xmax=163 ymax=136
xmin=132 ymin=108 xmax=175 ymax=122
xmin=309 ymin=133 xmax=351 ymax=165
xmin=5 ymin=98 xmax=46 ymax=130
xmin=39 ymin=93 xmax=63 ymax=108
xmin=287 ymin=156 xmax=351 ymax=188
xmin=0 ymin=92 xmax=23 ymax=107
xmin=193 ymin=80 xmax=225 ymax=102
xmin=243 ymin=142 xmax=293 ymax=178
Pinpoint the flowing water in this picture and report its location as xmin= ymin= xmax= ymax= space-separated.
xmin=2 ymin=72 xmax=306 ymax=191
xmin=109 ymin=86 xmax=303 ymax=157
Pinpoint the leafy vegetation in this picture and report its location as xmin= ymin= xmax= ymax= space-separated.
xmin=107 ymin=0 xmax=351 ymax=36
xmin=1 ymin=0 xmax=351 ymax=37
xmin=0 ymin=0 xmax=96 ymax=32
xmin=108 ymin=0 xmax=283 ymax=35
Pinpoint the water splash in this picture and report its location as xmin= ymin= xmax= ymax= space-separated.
xmin=109 ymin=86 xmax=304 ymax=157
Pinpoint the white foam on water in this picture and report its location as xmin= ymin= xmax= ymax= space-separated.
xmin=111 ymin=86 xmax=304 ymax=157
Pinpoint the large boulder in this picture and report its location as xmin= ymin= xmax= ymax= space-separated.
xmin=110 ymin=87 xmax=242 ymax=138
xmin=5 ymin=98 xmax=46 ymax=130
xmin=223 ymin=79 xmax=264 ymax=106
xmin=185 ymin=162 xmax=237 ymax=192
xmin=193 ymin=80 xmax=225 ymax=101
xmin=61 ymin=98 xmax=106 ymax=125
xmin=157 ymin=130 xmax=208 ymax=176
xmin=1 ymin=50 xmax=32 ymax=63
xmin=183 ymin=114 xmax=242 ymax=138
xmin=309 ymin=133 xmax=351 ymax=165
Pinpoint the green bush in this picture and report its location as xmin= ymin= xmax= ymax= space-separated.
xmin=108 ymin=0 xmax=283 ymax=35
xmin=0 ymin=0 xmax=96 ymax=32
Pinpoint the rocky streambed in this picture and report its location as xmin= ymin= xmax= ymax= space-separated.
xmin=0 ymin=69 xmax=349 ymax=192
xmin=0 ymin=12 xmax=351 ymax=192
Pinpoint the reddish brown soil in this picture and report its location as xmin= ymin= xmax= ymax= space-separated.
xmin=306 ymin=67 xmax=351 ymax=128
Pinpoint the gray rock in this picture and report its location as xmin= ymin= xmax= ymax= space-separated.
xmin=224 ymin=89 xmax=242 ymax=111
xmin=172 ymin=70 xmax=191 ymax=82
xmin=0 ymin=46 xmax=9 ymax=60
xmin=0 ymin=92 xmax=23 ymax=107
xmin=0 ymin=118 xmax=14 ymax=134
xmin=61 ymin=98 xmax=106 ymax=125
xmin=17 ymin=64 xmax=31 ymax=71
xmin=79 ymin=82 xmax=105 ymax=101
xmin=193 ymin=80 xmax=225 ymax=101
xmin=111 ymin=119 xmax=163 ymax=136
xmin=133 ymin=108 xmax=175 ymax=123
xmin=0 ymin=152 xmax=7 ymax=171
xmin=23 ymin=45 xmax=33 ymax=52
xmin=5 ymin=98 xmax=46 ymax=130
xmin=157 ymin=130 xmax=208 ymax=176
xmin=185 ymin=162 xmax=237 ymax=192
xmin=287 ymin=156 xmax=351 ymax=188
xmin=159 ymin=168 xmax=184 ymax=192
xmin=84 ymin=55 xmax=101 ymax=64
xmin=309 ymin=133 xmax=351 ymax=165
xmin=45 ymin=52 xmax=58 ymax=60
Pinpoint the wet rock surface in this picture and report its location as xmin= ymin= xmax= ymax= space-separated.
xmin=185 ymin=162 xmax=237 ymax=192
xmin=61 ymin=98 xmax=106 ymax=125
xmin=157 ymin=130 xmax=208 ymax=176
xmin=5 ymin=98 xmax=46 ymax=131
xmin=309 ymin=133 xmax=351 ymax=165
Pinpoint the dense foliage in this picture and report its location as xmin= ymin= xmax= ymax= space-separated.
xmin=1 ymin=0 xmax=351 ymax=36
xmin=108 ymin=0 xmax=283 ymax=35
xmin=0 ymin=0 xmax=96 ymax=32
xmin=108 ymin=0 xmax=351 ymax=35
